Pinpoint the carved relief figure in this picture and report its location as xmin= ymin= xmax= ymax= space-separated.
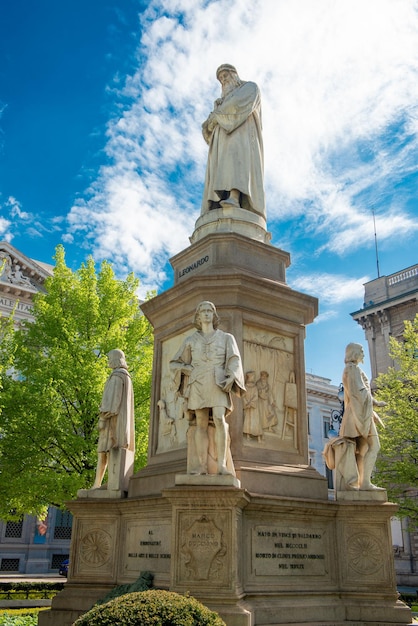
xmin=11 ymin=264 xmax=33 ymax=286
xmin=282 ymin=371 xmax=298 ymax=446
xmin=201 ymin=64 xmax=265 ymax=218
xmin=156 ymin=369 xmax=189 ymax=453
xmin=157 ymin=399 xmax=177 ymax=445
xmin=256 ymin=371 xmax=278 ymax=432
xmin=0 ymin=254 xmax=35 ymax=287
xmin=0 ymin=253 xmax=13 ymax=281
xmin=170 ymin=301 xmax=245 ymax=475
xmin=324 ymin=343 xmax=385 ymax=491
xmin=93 ymin=349 xmax=135 ymax=492
xmin=243 ymin=371 xmax=263 ymax=441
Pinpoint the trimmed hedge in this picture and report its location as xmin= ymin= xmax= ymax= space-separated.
xmin=73 ymin=589 xmax=226 ymax=626
xmin=0 ymin=583 xmax=64 ymax=600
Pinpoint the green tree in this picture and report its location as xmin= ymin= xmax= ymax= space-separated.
xmin=375 ymin=314 xmax=418 ymax=524
xmin=0 ymin=245 xmax=153 ymax=520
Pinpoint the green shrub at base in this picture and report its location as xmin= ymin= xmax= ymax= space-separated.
xmin=72 ymin=589 xmax=226 ymax=626
xmin=0 ymin=612 xmax=38 ymax=626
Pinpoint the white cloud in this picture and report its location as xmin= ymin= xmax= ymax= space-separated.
xmin=313 ymin=309 xmax=339 ymax=325
xmin=292 ymin=273 xmax=370 ymax=305
xmin=6 ymin=196 xmax=30 ymax=220
xmin=64 ymin=0 xmax=418 ymax=291
xmin=0 ymin=196 xmax=65 ymax=244
xmin=0 ymin=216 xmax=11 ymax=239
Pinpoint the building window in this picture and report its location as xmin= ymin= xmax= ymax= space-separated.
xmin=326 ymin=466 xmax=334 ymax=490
xmin=323 ymin=416 xmax=331 ymax=439
xmin=51 ymin=553 xmax=69 ymax=570
xmin=53 ymin=509 xmax=72 ymax=540
xmin=0 ymin=558 xmax=20 ymax=571
xmin=5 ymin=520 xmax=23 ymax=539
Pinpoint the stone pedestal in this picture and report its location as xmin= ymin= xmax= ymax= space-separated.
xmin=39 ymin=231 xmax=412 ymax=626
xmin=129 ymin=231 xmax=324 ymax=502
xmin=39 ymin=488 xmax=411 ymax=626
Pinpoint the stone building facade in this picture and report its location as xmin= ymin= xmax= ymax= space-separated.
xmin=0 ymin=241 xmax=53 ymax=325
xmin=306 ymin=373 xmax=341 ymax=490
xmin=0 ymin=241 xmax=71 ymax=575
xmin=0 ymin=509 xmax=72 ymax=575
xmin=351 ymin=264 xmax=418 ymax=382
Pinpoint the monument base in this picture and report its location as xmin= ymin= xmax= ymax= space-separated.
xmin=175 ymin=473 xmax=241 ymax=488
xmin=77 ymin=487 xmax=127 ymax=499
xmin=39 ymin=487 xmax=412 ymax=626
xmin=336 ymin=488 xmax=388 ymax=502
xmin=190 ymin=206 xmax=270 ymax=245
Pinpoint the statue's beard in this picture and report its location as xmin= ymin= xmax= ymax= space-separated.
xmin=222 ymin=76 xmax=241 ymax=97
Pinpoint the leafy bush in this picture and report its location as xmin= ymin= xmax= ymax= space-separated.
xmin=0 ymin=611 xmax=38 ymax=626
xmin=73 ymin=589 xmax=226 ymax=626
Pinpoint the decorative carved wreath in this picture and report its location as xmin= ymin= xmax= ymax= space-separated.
xmin=347 ymin=532 xmax=382 ymax=575
xmin=80 ymin=529 xmax=112 ymax=567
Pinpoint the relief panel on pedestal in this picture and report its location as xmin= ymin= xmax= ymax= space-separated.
xmin=156 ymin=332 xmax=190 ymax=454
xmin=72 ymin=520 xmax=117 ymax=578
xmin=175 ymin=511 xmax=231 ymax=587
xmin=243 ymin=326 xmax=298 ymax=452
xmin=341 ymin=523 xmax=391 ymax=586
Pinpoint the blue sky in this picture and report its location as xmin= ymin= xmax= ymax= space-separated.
xmin=1 ymin=0 xmax=417 ymax=385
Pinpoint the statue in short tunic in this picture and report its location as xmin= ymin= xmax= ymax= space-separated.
xmin=201 ymin=64 xmax=265 ymax=218
xmin=170 ymin=301 xmax=245 ymax=475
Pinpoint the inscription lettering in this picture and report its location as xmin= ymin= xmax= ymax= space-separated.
xmin=178 ymin=256 xmax=209 ymax=278
xmin=125 ymin=525 xmax=171 ymax=574
xmin=252 ymin=525 xmax=327 ymax=577
xmin=0 ymin=297 xmax=33 ymax=312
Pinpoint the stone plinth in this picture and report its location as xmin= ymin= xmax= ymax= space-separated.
xmin=129 ymin=231 xmax=324 ymax=502
xmin=336 ymin=488 xmax=388 ymax=502
xmin=175 ymin=473 xmax=241 ymax=488
xmin=171 ymin=231 xmax=289 ymax=286
xmin=190 ymin=206 xmax=270 ymax=245
xmin=77 ymin=487 xmax=126 ymax=499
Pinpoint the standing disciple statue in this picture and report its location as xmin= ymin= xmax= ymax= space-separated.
xmin=340 ymin=343 xmax=385 ymax=490
xmin=92 ymin=349 xmax=135 ymax=493
xmin=324 ymin=343 xmax=385 ymax=492
xmin=201 ymin=64 xmax=265 ymax=218
xmin=170 ymin=301 xmax=246 ymax=475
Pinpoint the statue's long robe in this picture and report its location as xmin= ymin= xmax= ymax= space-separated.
xmin=97 ymin=367 xmax=135 ymax=453
xmin=340 ymin=363 xmax=376 ymax=439
xmin=202 ymin=81 xmax=265 ymax=217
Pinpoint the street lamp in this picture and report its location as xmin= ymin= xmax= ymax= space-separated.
xmin=328 ymin=383 xmax=344 ymax=438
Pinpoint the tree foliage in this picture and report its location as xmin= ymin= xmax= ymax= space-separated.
xmin=0 ymin=246 xmax=153 ymax=519
xmin=375 ymin=314 xmax=418 ymax=524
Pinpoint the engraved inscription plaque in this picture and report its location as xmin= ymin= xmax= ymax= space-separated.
xmin=124 ymin=521 xmax=171 ymax=575
xmin=252 ymin=525 xmax=327 ymax=576
xmin=180 ymin=515 xmax=227 ymax=582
